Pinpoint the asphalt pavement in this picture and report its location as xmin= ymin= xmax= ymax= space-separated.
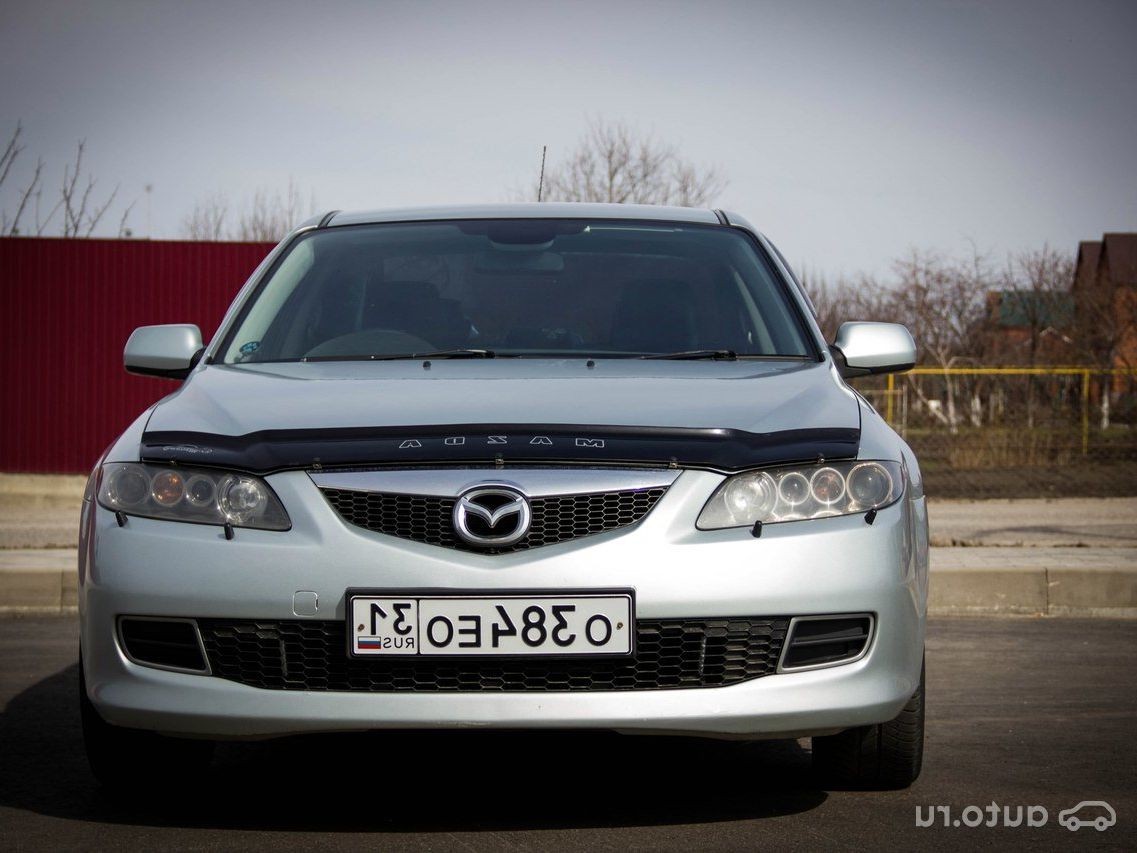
xmin=1 ymin=616 xmax=1134 ymax=851
xmin=927 ymin=498 xmax=1137 ymax=548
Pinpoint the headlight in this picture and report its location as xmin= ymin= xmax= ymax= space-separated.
xmin=97 ymin=463 xmax=290 ymax=530
xmin=697 ymin=460 xmax=904 ymax=530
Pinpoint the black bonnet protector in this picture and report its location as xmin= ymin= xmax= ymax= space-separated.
xmin=140 ymin=423 xmax=861 ymax=474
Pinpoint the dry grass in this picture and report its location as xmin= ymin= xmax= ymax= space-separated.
xmin=942 ymin=430 xmax=1076 ymax=469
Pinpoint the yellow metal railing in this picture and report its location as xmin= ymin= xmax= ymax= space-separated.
xmin=882 ymin=367 xmax=1137 ymax=456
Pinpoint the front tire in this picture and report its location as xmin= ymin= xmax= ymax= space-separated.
xmin=812 ymin=656 xmax=925 ymax=790
xmin=80 ymin=659 xmax=214 ymax=790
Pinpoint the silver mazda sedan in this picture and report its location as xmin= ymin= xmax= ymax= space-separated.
xmin=80 ymin=203 xmax=928 ymax=790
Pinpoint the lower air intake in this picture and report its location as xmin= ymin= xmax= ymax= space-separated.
xmin=119 ymin=617 xmax=209 ymax=673
xmin=780 ymin=614 xmax=873 ymax=671
xmin=198 ymin=617 xmax=789 ymax=692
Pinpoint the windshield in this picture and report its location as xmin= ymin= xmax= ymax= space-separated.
xmin=219 ymin=219 xmax=814 ymax=363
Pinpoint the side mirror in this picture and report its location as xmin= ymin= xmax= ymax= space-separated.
xmin=830 ymin=322 xmax=916 ymax=378
xmin=124 ymin=324 xmax=204 ymax=379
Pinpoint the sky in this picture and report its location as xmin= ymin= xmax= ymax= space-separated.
xmin=0 ymin=0 xmax=1134 ymax=278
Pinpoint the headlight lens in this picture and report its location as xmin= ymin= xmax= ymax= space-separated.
xmin=697 ymin=460 xmax=904 ymax=530
xmin=723 ymin=471 xmax=777 ymax=519
xmin=150 ymin=470 xmax=185 ymax=506
xmin=98 ymin=463 xmax=290 ymax=530
xmin=218 ymin=475 xmax=268 ymax=524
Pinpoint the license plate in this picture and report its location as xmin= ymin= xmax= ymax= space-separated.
xmin=347 ymin=590 xmax=634 ymax=657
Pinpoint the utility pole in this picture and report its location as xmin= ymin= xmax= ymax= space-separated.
xmin=537 ymin=146 xmax=547 ymax=202
xmin=144 ymin=184 xmax=152 ymax=238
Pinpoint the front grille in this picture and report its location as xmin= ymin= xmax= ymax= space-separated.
xmin=320 ymin=487 xmax=667 ymax=552
xmin=198 ymin=618 xmax=789 ymax=692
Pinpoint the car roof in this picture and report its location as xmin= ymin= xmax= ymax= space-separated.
xmin=325 ymin=203 xmax=723 ymax=228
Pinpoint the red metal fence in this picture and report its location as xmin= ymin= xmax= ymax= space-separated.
xmin=0 ymin=237 xmax=275 ymax=473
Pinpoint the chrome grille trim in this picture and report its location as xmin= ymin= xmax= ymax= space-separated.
xmin=309 ymin=467 xmax=680 ymax=498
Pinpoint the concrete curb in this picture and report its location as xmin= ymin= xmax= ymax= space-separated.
xmin=1 ymin=574 xmax=77 ymax=614
xmin=0 ymin=549 xmax=77 ymax=615
xmin=0 ymin=473 xmax=86 ymax=508
xmin=929 ymin=569 xmax=1137 ymax=618
xmin=2 ymin=546 xmax=1135 ymax=617
xmin=928 ymin=547 xmax=1137 ymax=617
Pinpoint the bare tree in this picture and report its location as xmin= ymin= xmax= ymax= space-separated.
xmin=1 ymin=124 xmax=132 ymax=237
xmin=805 ymin=249 xmax=999 ymax=430
xmin=0 ymin=122 xmax=20 ymax=190
xmin=8 ymin=158 xmax=47 ymax=234
xmin=893 ymin=250 xmax=992 ymax=367
xmin=183 ymin=192 xmax=229 ymax=240
xmin=1000 ymin=246 xmax=1075 ymax=365
xmin=234 ymin=189 xmax=289 ymax=242
xmin=537 ymin=120 xmax=726 ymax=207
xmin=892 ymin=249 xmax=996 ymax=430
xmin=233 ymin=180 xmax=311 ymax=242
xmin=986 ymin=246 xmax=1073 ymax=426
xmin=1074 ymin=250 xmax=1137 ymax=372
xmin=799 ymin=268 xmax=840 ymax=340
xmin=0 ymin=122 xmax=50 ymax=236
xmin=803 ymin=268 xmax=900 ymax=343
xmin=181 ymin=181 xmax=316 ymax=242
xmin=58 ymin=140 xmax=123 ymax=237
xmin=116 ymin=200 xmax=137 ymax=238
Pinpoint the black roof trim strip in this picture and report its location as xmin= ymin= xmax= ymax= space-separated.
xmin=140 ymin=423 xmax=859 ymax=475
xmin=317 ymin=210 xmax=340 ymax=228
xmin=712 ymin=209 xmax=729 ymax=226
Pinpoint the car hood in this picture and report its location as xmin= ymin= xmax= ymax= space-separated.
xmin=141 ymin=359 xmax=861 ymax=473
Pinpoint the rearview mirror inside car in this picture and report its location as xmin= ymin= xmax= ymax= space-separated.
xmin=474 ymin=250 xmax=564 ymax=275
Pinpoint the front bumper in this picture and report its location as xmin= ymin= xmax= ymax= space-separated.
xmin=80 ymin=469 xmax=928 ymax=739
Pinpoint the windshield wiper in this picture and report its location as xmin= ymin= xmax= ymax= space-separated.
xmin=410 ymin=348 xmax=496 ymax=360
xmin=303 ymin=348 xmax=496 ymax=362
xmin=639 ymin=349 xmax=738 ymax=361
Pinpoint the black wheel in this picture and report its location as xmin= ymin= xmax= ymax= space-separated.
xmin=80 ymin=658 xmax=214 ymax=791
xmin=812 ymin=655 xmax=925 ymax=790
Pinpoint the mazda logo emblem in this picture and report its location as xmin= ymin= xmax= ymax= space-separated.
xmin=453 ymin=486 xmax=532 ymax=547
